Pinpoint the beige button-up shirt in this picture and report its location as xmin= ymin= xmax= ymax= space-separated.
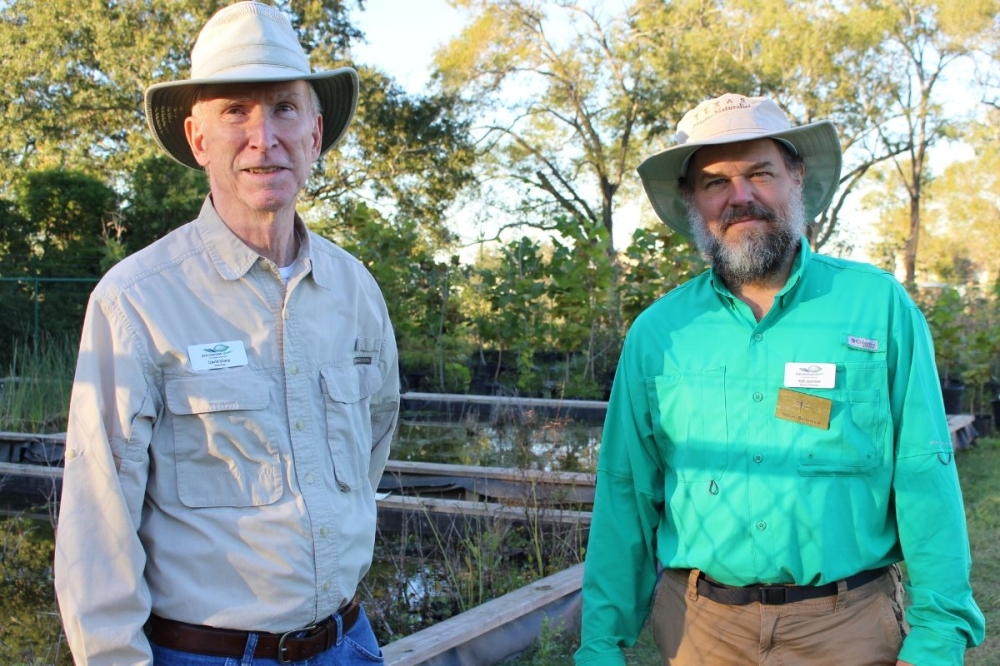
xmin=54 ymin=198 xmax=400 ymax=665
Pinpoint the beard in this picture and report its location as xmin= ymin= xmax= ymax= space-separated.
xmin=687 ymin=188 xmax=807 ymax=287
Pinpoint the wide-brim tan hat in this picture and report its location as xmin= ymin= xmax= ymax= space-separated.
xmin=144 ymin=1 xmax=358 ymax=170
xmin=637 ymin=94 xmax=842 ymax=235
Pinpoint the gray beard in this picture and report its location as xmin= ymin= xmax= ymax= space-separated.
xmin=687 ymin=190 xmax=806 ymax=287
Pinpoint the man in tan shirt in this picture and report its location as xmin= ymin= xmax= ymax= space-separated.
xmin=54 ymin=3 xmax=400 ymax=664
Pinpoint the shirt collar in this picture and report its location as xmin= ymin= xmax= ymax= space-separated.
xmin=194 ymin=196 xmax=321 ymax=285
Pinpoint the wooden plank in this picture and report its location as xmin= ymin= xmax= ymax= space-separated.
xmin=403 ymin=392 xmax=607 ymax=411
xmin=0 ymin=461 xmax=63 ymax=479
xmin=948 ymin=414 xmax=977 ymax=451
xmin=0 ymin=431 xmax=67 ymax=443
xmin=382 ymin=563 xmax=584 ymax=666
xmin=384 ymin=460 xmax=594 ymax=486
xmin=377 ymin=493 xmax=591 ymax=526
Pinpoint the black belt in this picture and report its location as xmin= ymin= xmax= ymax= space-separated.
xmin=696 ymin=566 xmax=890 ymax=606
xmin=147 ymin=596 xmax=360 ymax=664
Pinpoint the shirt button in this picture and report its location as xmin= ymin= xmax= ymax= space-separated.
xmin=753 ymin=454 xmax=763 ymax=463
xmin=323 ymin=582 xmax=331 ymax=592
xmin=753 ymin=333 xmax=763 ymax=342
xmin=295 ymin=420 xmax=304 ymax=431
xmin=756 ymin=521 xmax=767 ymax=531
xmin=320 ymin=526 xmax=329 ymax=537
xmin=289 ymin=364 xmax=299 ymax=375
xmin=304 ymin=472 xmax=315 ymax=484
xmin=753 ymin=392 xmax=764 ymax=402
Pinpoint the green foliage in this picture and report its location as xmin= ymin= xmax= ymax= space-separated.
xmin=0 ymin=517 xmax=72 ymax=666
xmin=620 ymin=226 xmax=705 ymax=325
xmin=316 ymin=202 xmax=474 ymax=393
xmin=916 ymin=285 xmax=1000 ymax=414
xmin=918 ymin=286 xmax=967 ymax=383
xmin=120 ymin=156 xmax=209 ymax=253
xmin=14 ymin=169 xmax=117 ymax=273
xmin=2 ymin=170 xmax=113 ymax=350
xmin=312 ymin=67 xmax=476 ymax=242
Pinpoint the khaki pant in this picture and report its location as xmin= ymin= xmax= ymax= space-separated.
xmin=650 ymin=566 xmax=909 ymax=666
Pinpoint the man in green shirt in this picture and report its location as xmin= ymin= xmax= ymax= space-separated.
xmin=575 ymin=94 xmax=984 ymax=666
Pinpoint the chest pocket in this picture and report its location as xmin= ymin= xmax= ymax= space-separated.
xmin=645 ymin=367 xmax=729 ymax=482
xmin=321 ymin=364 xmax=383 ymax=491
xmin=791 ymin=361 xmax=888 ymax=476
xmin=166 ymin=372 xmax=282 ymax=508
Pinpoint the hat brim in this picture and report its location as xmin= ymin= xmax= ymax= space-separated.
xmin=144 ymin=67 xmax=359 ymax=171
xmin=636 ymin=120 xmax=842 ymax=235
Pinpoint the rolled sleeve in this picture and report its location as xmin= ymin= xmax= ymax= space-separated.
xmin=368 ymin=317 xmax=399 ymax=489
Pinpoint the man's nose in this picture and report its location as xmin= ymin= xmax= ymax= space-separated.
xmin=247 ymin=109 xmax=278 ymax=150
xmin=728 ymin=177 xmax=756 ymax=206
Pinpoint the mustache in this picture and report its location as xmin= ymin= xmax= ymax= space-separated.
xmin=719 ymin=202 xmax=778 ymax=231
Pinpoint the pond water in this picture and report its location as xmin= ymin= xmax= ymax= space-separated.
xmin=390 ymin=406 xmax=604 ymax=473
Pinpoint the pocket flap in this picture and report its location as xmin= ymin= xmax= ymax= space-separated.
xmin=321 ymin=364 xmax=383 ymax=403
xmin=166 ymin=373 xmax=269 ymax=415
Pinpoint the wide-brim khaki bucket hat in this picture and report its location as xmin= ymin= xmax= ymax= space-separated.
xmin=637 ymin=94 xmax=842 ymax=235
xmin=144 ymin=1 xmax=358 ymax=170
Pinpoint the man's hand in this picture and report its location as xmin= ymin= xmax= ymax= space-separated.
xmin=897 ymin=661 xmax=914 ymax=666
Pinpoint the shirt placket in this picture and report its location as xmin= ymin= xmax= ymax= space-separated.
xmin=280 ymin=265 xmax=340 ymax=617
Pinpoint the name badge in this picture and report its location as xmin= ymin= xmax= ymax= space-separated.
xmin=783 ymin=362 xmax=836 ymax=389
xmin=776 ymin=388 xmax=832 ymax=430
xmin=187 ymin=340 xmax=249 ymax=371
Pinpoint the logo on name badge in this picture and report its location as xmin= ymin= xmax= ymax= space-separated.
xmin=187 ymin=340 xmax=249 ymax=371
xmin=784 ymin=362 xmax=836 ymax=389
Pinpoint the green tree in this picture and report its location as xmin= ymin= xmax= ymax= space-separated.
xmin=314 ymin=202 xmax=474 ymax=393
xmin=307 ymin=67 xmax=476 ymax=245
xmin=0 ymin=170 xmax=116 ymax=358
xmin=0 ymin=0 xmax=359 ymax=188
xmin=910 ymin=113 xmax=1000 ymax=287
xmin=120 ymin=155 xmax=210 ymax=253
xmin=863 ymin=0 xmax=998 ymax=286
xmin=436 ymin=0 xmax=675 ymax=256
xmin=468 ymin=237 xmax=550 ymax=393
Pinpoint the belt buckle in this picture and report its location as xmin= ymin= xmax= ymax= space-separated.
xmin=277 ymin=624 xmax=316 ymax=664
xmin=759 ymin=586 xmax=786 ymax=605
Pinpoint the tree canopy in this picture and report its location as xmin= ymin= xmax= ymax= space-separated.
xmin=3 ymin=0 xmax=1000 ymax=397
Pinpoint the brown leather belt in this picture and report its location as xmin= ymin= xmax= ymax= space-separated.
xmin=147 ymin=596 xmax=361 ymax=664
xmin=697 ymin=566 xmax=890 ymax=605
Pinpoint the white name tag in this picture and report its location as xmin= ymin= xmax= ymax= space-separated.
xmin=784 ymin=362 xmax=836 ymax=389
xmin=187 ymin=340 xmax=249 ymax=371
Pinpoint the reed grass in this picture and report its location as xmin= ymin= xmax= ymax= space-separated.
xmin=0 ymin=338 xmax=76 ymax=434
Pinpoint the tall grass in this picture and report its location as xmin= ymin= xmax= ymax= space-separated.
xmin=0 ymin=338 xmax=77 ymax=434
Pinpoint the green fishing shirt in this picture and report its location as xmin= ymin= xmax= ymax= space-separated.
xmin=577 ymin=240 xmax=985 ymax=666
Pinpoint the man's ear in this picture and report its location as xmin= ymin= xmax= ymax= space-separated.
xmin=793 ymin=163 xmax=805 ymax=188
xmin=185 ymin=114 xmax=211 ymax=168
xmin=311 ymin=112 xmax=323 ymax=161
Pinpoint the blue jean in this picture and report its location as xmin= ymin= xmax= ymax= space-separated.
xmin=150 ymin=605 xmax=384 ymax=666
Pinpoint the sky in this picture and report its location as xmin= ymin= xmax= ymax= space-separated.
xmin=351 ymin=0 xmax=467 ymax=95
